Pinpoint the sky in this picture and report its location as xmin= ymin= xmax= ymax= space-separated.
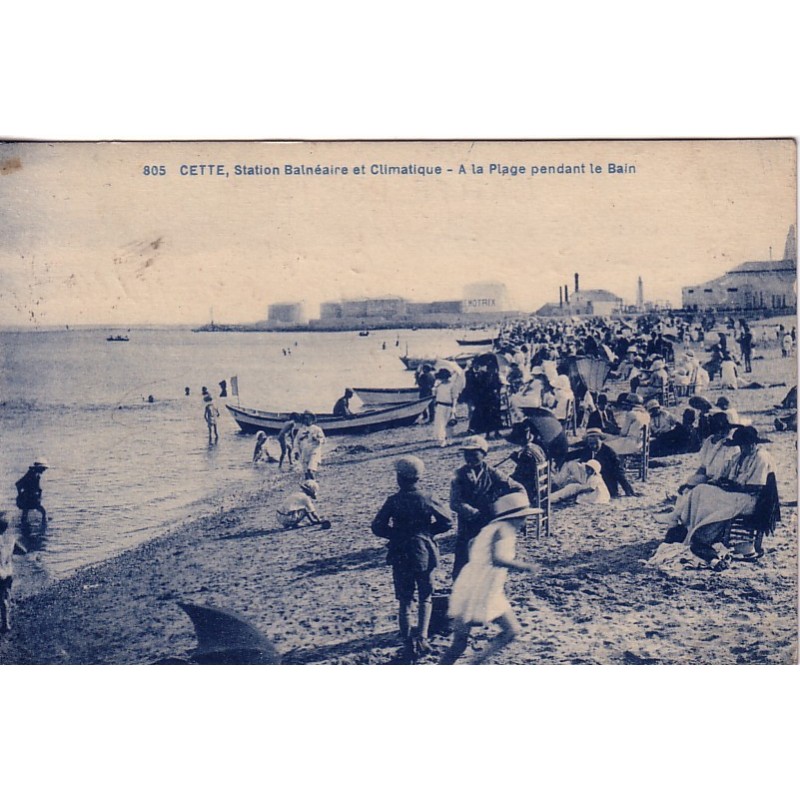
xmin=0 ymin=139 xmax=795 ymax=327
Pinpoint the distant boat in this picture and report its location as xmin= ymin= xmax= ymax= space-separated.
xmin=359 ymin=330 xmax=370 ymax=337
xmin=352 ymin=386 xmax=419 ymax=405
xmin=106 ymin=335 xmax=129 ymax=342
xmin=226 ymin=398 xmax=431 ymax=436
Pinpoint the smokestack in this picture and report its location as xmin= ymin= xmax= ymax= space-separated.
xmin=559 ymin=286 xmax=563 ymax=307
xmin=574 ymin=272 xmax=579 ymax=293
xmin=564 ymin=285 xmax=569 ymax=305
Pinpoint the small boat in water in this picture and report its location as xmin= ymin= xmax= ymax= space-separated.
xmin=358 ymin=330 xmax=370 ymax=336
xmin=226 ymin=397 xmax=430 ymax=436
xmin=106 ymin=335 xmax=130 ymax=342
xmin=352 ymin=386 xmax=419 ymax=405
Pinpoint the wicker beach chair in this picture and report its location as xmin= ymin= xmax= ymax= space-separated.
xmin=621 ymin=425 xmax=650 ymax=482
xmin=524 ymin=460 xmax=552 ymax=538
xmin=723 ymin=473 xmax=781 ymax=557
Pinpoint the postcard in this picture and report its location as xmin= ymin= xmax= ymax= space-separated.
xmin=0 ymin=139 xmax=796 ymax=665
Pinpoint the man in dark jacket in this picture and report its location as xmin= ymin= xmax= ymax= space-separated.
xmin=449 ymin=436 xmax=523 ymax=579
xmin=372 ymin=456 xmax=452 ymax=657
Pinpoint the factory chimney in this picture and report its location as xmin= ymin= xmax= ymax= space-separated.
xmin=574 ymin=272 xmax=580 ymax=293
xmin=559 ymin=286 xmax=563 ymax=307
xmin=564 ymin=284 xmax=569 ymax=305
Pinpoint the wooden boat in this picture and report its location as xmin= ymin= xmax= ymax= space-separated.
xmin=226 ymin=397 xmax=430 ymax=436
xmin=399 ymin=352 xmax=478 ymax=371
xmin=352 ymin=386 xmax=419 ymax=405
xmin=359 ymin=330 xmax=370 ymax=336
xmin=455 ymin=336 xmax=495 ymax=347
xmin=106 ymin=335 xmax=129 ymax=342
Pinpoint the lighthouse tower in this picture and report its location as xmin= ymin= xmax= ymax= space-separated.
xmin=636 ymin=276 xmax=644 ymax=309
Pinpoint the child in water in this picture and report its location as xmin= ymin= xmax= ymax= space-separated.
xmin=440 ymin=492 xmax=538 ymax=664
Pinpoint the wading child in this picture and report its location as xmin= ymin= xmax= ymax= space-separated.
xmin=440 ymin=492 xmax=538 ymax=665
xmin=371 ymin=457 xmax=452 ymax=659
xmin=0 ymin=512 xmax=27 ymax=634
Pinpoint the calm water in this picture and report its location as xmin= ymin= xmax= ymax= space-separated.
xmin=0 ymin=326 xmax=466 ymax=590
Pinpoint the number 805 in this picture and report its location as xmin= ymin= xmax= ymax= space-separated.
xmin=143 ymin=165 xmax=166 ymax=176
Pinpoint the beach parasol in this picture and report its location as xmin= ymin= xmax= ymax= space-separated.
xmin=520 ymin=407 xmax=569 ymax=463
xmin=575 ymin=357 xmax=611 ymax=393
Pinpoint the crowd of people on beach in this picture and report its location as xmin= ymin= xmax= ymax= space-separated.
xmin=1 ymin=311 xmax=795 ymax=665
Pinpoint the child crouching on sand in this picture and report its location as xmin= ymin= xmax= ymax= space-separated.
xmin=0 ymin=511 xmax=27 ymax=635
xmin=440 ymin=492 xmax=538 ymax=664
xmin=276 ymin=480 xmax=324 ymax=529
xmin=371 ymin=456 xmax=452 ymax=659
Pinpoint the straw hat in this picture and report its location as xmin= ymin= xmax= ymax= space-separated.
xmin=584 ymin=427 xmax=606 ymax=440
xmin=645 ymin=399 xmax=661 ymax=412
xmin=460 ymin=435 xmax=489 ymax=453
xmin=490 ymin=491 xmax=539 ymax=521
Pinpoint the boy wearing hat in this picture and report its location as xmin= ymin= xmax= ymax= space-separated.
xmin=0 ymin=511 xmax=27 ymax=634
xmin=449 ymin=436 xmax=523 ymax=579
xmin=277 ymin=480 xmax=323 ymax=529
xmin=15 ymin=459 xmax=49 ymax=526
xmin=371 ymin=456 xmax=452 ymax=657
xmin=440 ymin=492 xmax=538 ymax=664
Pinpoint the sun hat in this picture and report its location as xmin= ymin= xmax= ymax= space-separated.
xmin=460 ymin=435 xmax=489 ymax=453
xmin=490 ymin=491 xmax=539 ymax=521
xmin=584 ymin=459 xmax=602 ymax=475
xmin=645 ymin=399 xmax=661 ymax=411
xmin=724 ymin=425 xmax=770 ymax=447
xmin=300 ymin=479 xmax=319 ymax=497
xmin=584 ymin=427 xmax=606 ymax=440
xmin=33 ymin=457 xmax=49 ymax=469
xmin=395 ymin=456 xmax=425 ymax=481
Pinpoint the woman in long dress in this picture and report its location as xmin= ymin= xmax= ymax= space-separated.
xmin=664 ymin=426 xmax=775 ymax=568
xmin=440 ymin=492 xmax=538 ymax=664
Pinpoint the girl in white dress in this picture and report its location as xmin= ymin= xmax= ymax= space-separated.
xmin=440 ymin=492 xmax=538 ymax=664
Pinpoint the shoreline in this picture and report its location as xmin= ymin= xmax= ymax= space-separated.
xmin=1 ymin=348 xmax=797 ymax=665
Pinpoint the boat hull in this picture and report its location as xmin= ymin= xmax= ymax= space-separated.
xmin=352 ymin=387 xmax=419 ymax=405
xmin=226 ymin=398 xmax=430 ymax=436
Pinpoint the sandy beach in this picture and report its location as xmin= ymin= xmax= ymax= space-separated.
xmin=1 ymin=344 xmax=796 ymax=666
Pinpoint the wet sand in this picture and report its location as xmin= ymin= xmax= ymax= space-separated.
xmin=1 ymin=346 xmax=796 ymax=665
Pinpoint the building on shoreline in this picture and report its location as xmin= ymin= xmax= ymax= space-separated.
xmin=682 ymin=226 xmax=797 ymax=313
xmin=535 ymin=273 xmax=624 ymax=317
xmin=267 ymin=302 xmax=306 ymax=326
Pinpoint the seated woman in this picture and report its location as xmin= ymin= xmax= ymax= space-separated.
xmin=678 ymin=411 xmax=737 ymax=492
xmin=604 ymin=393 xmax=649 ymax=456
xmin=550 ymin=459 xmax=610 ymax=505
xmin=506 ymin=421 xmax=548 ymax=504
xmin=661 ymin=426 xmax=776 ymax=569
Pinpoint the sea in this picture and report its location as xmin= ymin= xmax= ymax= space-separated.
xmin=0 ymin=326 xmax=470 ymax=594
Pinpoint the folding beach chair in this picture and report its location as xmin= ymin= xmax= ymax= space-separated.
xmin=524 ymin=460 xmax=552 ymax=538
xmin=723 ymin=473 xmax=781 ymax=557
